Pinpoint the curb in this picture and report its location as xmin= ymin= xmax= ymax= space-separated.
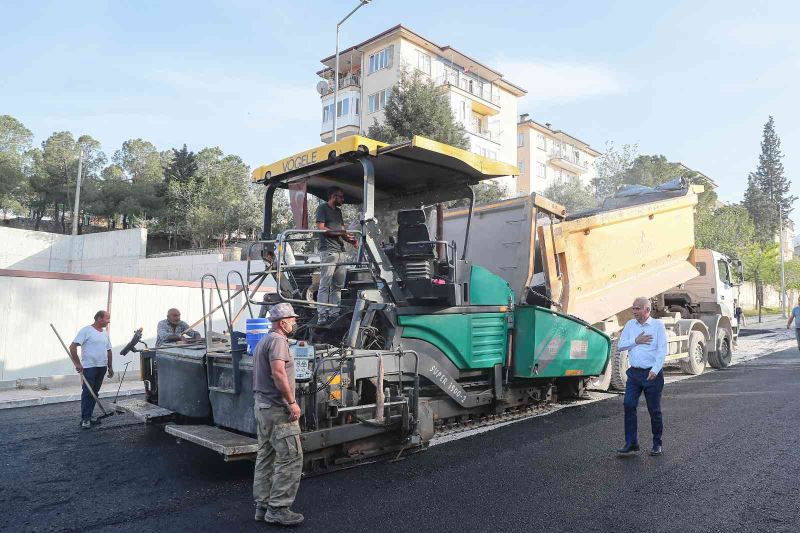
xmin=0 ymin=386 xmax=144 ymax=410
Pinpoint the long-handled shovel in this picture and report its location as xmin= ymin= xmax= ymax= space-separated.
xmin=50 ymin=323 xmax=120 ymax=421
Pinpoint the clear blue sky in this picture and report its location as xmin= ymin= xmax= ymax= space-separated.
xmin=2 ymin=1 xmax=798 ymax=223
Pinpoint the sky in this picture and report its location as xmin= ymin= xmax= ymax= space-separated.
xmin=2 ymin=0 xmax=799 ymax=224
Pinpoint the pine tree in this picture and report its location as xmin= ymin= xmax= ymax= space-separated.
xmin=744 ymin=116 xmax=796 ymax=243
xmin=165 ymin=144 xmax=198 ymax=184
xmin=367 ymin=68 xmax=469 ymax=149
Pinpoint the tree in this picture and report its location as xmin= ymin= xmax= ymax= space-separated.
xmin=694 ymin=204 xmax=755 ymax=259
xmin=741 ymin=242 xmax=779 ymax=322
xmin=165 ymin=144 xmax=198 ymax=184
xmin=592 ymin=141 xmax=639 ymax=198
xmin=113 ymin=139 xmax=164 ymax=184
xmin=743 ymin=116 xmax=796 ymax=244
xmin=0 ymin=115 xmax=33 ymax=218
xmin=367 ymin=68 xmax=469 ymax=149
xmin=543 ymin=176 xmax=597 ymax=213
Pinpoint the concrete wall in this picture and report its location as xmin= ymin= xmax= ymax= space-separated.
xmin=0 ymin=226 xmax=145 ymax=275
xmin=737 ymin=281 xmax=799 ymax=311
xmin=0 ymin=271 xmax=271 ymax=381
xmin=0 ymin=226 xmax=263 ymax=284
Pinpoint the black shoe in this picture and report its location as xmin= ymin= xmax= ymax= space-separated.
xmin=616 ymin=443 xmax=640 ymax=455
xmin=650 ymin=445 xmax=663 ymax=456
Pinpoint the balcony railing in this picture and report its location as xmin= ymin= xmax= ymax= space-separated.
xmin=550 ymin=149 xmax=589 ymax=170
xmin=321 ymin=74 xmax=361 ymax=96
xmin=436 ymin=74 xmax=500 ymax=105
xmin=466 ymin=125 xmax=499 ymax=143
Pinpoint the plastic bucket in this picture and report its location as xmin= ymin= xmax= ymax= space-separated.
xmin=246 ymin=318 xmax=270 ymax=355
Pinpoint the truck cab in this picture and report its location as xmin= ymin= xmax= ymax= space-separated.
xmin=663 ymin=249 xmax=743 ymax=328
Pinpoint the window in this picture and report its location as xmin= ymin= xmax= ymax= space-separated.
xmin=416 ymin=50 xmax=431 ymax=75
xmin=696 ymin=262 xmax=707 ymax=276
xmin=519 ymin=161 xmax=525 ymax=174
xmin=322 ymin=103 xmax=334 ymax=122
xmin=367 ymin=89 xmax=390 ymax=113
xmin=717 ymin=260 xmax=731 ymax=285
xmin=536 ymin=162 xmax=546 ymax=178
xmin=459 ymin=101 xmax=467 ymax=121
xmin=517 ymin=132 xmax=525 ymax=147
xmin=487 ymin=150 xmax=497 ymax=160
xmin=336 ymin=99 xmax=349 ymax=118
xmin=536 ymin=133 xmax=546 ymax=150
xmin=354 ymin=97 xmax=360 ymax=115
xmin=368 ymin=45 xmax=394 ymax=74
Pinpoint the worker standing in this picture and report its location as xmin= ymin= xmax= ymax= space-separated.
xmin=315 ymin=186 xmax=357 ymax=325
xmin=252 ymin=303 xmax=304 ymax=526
xmin=616 ymin=297 xmax=667 ymax=457
xmin=68 ymin=311 xmax=114 ymax=429
xmin=785 ymin=296 xmax=800 ymax=350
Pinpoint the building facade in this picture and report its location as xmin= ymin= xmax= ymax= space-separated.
xmin=516 ymin=114 xmax=600 ymax=195
xmin=317 ymin=25 xmax=526 ymax=191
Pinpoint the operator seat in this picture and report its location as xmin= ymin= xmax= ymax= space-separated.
xmin=396 ymin=209 xmax=435 ymax=280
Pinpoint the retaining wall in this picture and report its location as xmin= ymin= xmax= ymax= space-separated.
xmin=0 ymin=270 xmax=272 ymax=381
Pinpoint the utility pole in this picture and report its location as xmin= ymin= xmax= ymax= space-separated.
xmin=779 ymin=204 xmax=787 ymax=318
xmin=332 ymin=0 xmax=371 ymax=142
xmin=71 ymin=148 xmax=84 ymax=236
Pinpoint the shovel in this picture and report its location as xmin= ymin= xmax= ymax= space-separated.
xmin=50 ymin=323 xmax=121 ymax=421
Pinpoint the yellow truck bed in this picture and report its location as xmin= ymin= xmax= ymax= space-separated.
xmin=443 ymin=186 xmax=702 ymax=326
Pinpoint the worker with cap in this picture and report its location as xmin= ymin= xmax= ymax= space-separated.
xmin=252 ymin=302 xmax=304 ymax=526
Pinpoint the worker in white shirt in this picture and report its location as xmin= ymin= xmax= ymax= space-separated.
xmin=616 ymin=297 xmax=667 ymax=457
xmin=68 ymin=310 xmax=114 ymax=429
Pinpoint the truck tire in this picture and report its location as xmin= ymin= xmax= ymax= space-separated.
xmin=708 ymin=329 xmax=732 ymax=369
xmin=589 ymin=338 xmax=616 ymax=391
xmin=679 ymin=331 xmax=706 ymax=375
xmin=609 ymin=344 xmax=629 ymax=391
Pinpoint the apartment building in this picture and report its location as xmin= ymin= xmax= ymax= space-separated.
xmin=516 ymin=114 xmax=600 ymax=195
xmin=317 ymin=24 xmax=526 ymax=191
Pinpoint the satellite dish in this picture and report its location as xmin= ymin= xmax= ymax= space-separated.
xmin=316 ymin=80 xmax=330 ymax=95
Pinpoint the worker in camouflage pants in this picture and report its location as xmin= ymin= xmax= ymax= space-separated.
xmin=252 ymin=303 xmax=304 ymax=526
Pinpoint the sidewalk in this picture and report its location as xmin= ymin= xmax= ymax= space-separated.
xmin=0 ymin=378 xmax=145 ymax=410
xmin=740 ymin=313 xmax=785 ymax=332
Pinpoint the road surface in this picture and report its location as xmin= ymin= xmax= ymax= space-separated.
xmin=2 ymin=347 xmax=798 ymax=532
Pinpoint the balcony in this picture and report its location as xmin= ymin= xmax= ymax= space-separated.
xmin=436 ymin=74 xmax=500 ymax=114
xmin=549 ymin=149 xmax=590 ymax=174
xmin=320 ymin=74 xmax=361 ymax=96
xmin=466 ymin=125 xmax=500 ymax=144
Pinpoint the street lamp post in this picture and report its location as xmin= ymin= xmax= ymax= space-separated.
xmin=71 ymin=148 xmax=84 ymax=236
xmin=332 ymin=0 xmax=371 ymax=143
xmin=779 ymin=204 xmax=787 ymax=318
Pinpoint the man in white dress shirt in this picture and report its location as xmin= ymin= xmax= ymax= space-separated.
xmin=616 ymin=297 xmax=667 ymax=456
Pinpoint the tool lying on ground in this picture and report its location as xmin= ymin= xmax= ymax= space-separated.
xmin=50 ymin=323 xmax=123 ymax=422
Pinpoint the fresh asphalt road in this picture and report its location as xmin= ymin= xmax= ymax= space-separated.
xmin=2 ymin=348 xmax=799 ymax=533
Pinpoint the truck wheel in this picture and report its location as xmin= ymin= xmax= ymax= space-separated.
xmin=708 ymin=330 xmax=732 ymax=369
xmin=589 ymin=339 xmax=616 ymax=391
xmin=679 ymin=331 xmax=706 ymax=375
xmin=609 ymin=344 xmax=629 ymax=391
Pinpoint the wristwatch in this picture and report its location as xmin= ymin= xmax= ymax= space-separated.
xmin=287 ymin=400 xmax=296 ymax=405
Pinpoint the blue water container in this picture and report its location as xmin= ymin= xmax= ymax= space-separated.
xmin=246 ymin=318 xmax=270 ymax=355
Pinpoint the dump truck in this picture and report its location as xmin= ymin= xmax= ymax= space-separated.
xmin=121 ymin=135 xmax=613 ymax=471
xmin=443 ymin=182 xmax=743 ymax=390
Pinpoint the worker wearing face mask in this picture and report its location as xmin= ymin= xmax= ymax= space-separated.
xmin=251 ymin=303 xmax=304 ymax=526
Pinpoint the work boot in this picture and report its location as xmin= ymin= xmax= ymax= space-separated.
xmin=80 ymin=420 xmax=91 ymax=429
xmin=254 ymin=505 xmax=267 ymax=522
xmin=650 ymin=445 xmax=663 ymax=456
xmin=616 ymin=442 xmax=639 ymax=456
xmin=265 ymin=507 xmax=304 ymax=526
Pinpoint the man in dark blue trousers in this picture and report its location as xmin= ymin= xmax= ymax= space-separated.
xmin=616 ymin=297 xmax=667 ymax=456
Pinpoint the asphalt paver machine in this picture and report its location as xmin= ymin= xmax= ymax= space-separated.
xmin=128 ymin=135 xmax=611 ymax=472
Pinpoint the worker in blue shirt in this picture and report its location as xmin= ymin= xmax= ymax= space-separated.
xmin=616 ymin=297 xmax=667 ymax=457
